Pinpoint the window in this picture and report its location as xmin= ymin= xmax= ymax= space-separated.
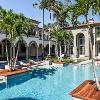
xmin=70 ymin=46 xmax=73 ymax=54
xmin=21 ymin=44 xmax=26 ymax=53
xmin=79 ymin=46 xmax=85 ymax=55
xmin=77 ymin=33 xmax=85 ymax=55
xmin=70 ymin=42 xmax=73 ymax=54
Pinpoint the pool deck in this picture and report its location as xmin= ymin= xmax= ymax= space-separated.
xmin=78 ymin=60 xmax=92 ymax=65
xmin=0 ymin=68 xmax=29 ymax=76
xmin=70 ymin=80 xmax=100 ymax=100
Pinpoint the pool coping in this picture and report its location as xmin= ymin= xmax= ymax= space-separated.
xmin=0 ymin=68 xmax=29 ymax=76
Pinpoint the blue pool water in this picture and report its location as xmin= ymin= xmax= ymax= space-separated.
xmin=0 ymin=64 xmax=95 ymax=100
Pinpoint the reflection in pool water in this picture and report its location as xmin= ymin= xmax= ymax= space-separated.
xmin=0 ymin=64 xmax=95 ymax=100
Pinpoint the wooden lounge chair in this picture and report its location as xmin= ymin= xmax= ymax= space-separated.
xmin=29 ymin=60 xmax=43 ymax=65
xmin=19 ymin=61 xmax=30 ymax=66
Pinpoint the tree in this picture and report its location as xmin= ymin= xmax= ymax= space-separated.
xmin=50 ymin=25 xmax=63 ymax=60
xmin=33 ymin=1 xmax=46 ymax=57
xmin=50 ymin=24 xmax=73 ymax=60
xmin=13 ymin=14 xmax=35 ymax=68
xmin=0 ymin=7 xmax=35 ymax=71
xmin=0 ymin=8 xmax=14 ymax=67
xmin=62 ymin=30 xmax=73 ymax=56
xmin=68 ymin=0 xmax=100 ymax=90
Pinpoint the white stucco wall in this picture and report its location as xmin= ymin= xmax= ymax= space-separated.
xmin=0 ymin=33 xmax=56 ymax=48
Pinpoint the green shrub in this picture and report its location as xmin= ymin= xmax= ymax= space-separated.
xmin=63 ymin=58 xmax=74 ymax=63
xmin=77 ymin=58 xmax=86 ymax=63
xmin=52 ymin=57 xmax=74 ymax=63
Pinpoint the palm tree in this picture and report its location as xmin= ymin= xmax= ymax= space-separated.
xmin=62 ymin=30 xmax=73 ymax=56
xmin=0 ymin=7 xmax=12 ymax=67
xmin=12 ymin=13 xmax=35 ymax=68
xmin=0 ymin=7 xmax=35 ymax=70
xmin=33 ymin=1 xmax=46 ymax=58
xmin=50 ymin=25 xmax=64 ymax=61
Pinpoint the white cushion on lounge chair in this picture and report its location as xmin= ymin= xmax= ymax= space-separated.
xmin=22 ymin=67 xmax=28 ymax=69
xmin=5 ymin=65 xmax=10 ymax=69
xmin=31 ymin=65 xmax=38 ymax=67
xmin=19 ymin=61 xmax=24 ymax=65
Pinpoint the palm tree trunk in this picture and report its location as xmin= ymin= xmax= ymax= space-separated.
xmin=49 ymin=28 xmax=51 ymax=55
xmin=10 ymin=31 xmax=13 ymax=70
xmin=87 ymin=22 xmax=100 ymax=90
xmin=14 ymin=42 xmax=19 ymax=68
xmin=59 ymin=42 xmax=62 ymax=61
xmin=85 ymin=15 xmax=88 ymax=23
xmin=5 ymin=39 xmax=10 ymax=66
xmin=49 ymin=39 xmax=51 ymax=55
xmin=55 ymin=41 xmax=58 ymax=57
xmin=64 ymin=42 xmax=66 ymax=57
xmin=42 ymin=8 xmax=44 ymax=57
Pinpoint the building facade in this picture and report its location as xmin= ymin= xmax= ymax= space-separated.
xmin=66 ymin=19 xmax=100 ymax=59
xmin=0 ymin=19 xmax=100 ymax=61
xmin=0 ymin=20 xmax=56 ymax=61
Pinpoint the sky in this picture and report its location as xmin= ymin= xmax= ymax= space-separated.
xmin=0 ymin=0 xmax=100 ymax=27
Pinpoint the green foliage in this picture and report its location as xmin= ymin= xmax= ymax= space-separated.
xmin=52 ymin=57 xmax=86 ymax=64
xmin=52 ymin=57 xmax=74 ymax=63
xmin=0 ymin=7 xmax=35 ymax=42
xmin=77 ymin=58 xmax=86 ymax=63
xmin=0 ymin=6 xmax=36 ymax=69
xmin=50 ymin=25 xmax=73 ymax=44
xmin=62 ymin=58 xmax=74 ymax=63
xmin=45 ymin=54 xmax=52 ymax=60
xmin=68 ymin=0 xmax=100 ymax=25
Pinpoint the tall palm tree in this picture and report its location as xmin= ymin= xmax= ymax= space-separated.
xmin=0 ymin=7 xmax=12 ymax=66
xmin=33 ymin=1 xmax=46 ymax=58
xmin=14 ymin=16 xmax=32 ymax=67
xmin=0 ymin=7 xmax=35 ymax=70
xmin=68 ymin=0 xmax=100 ymax=90
xmin=12 ymin=13 xmax=35 ymax=68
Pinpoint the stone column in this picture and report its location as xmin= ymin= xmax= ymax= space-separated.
xmin=85 ymin=34 xmax=89 ymax=59
xmin=26 ymin=46 xmax=29 ymax=61
xmin=73 ymin=35 xmax=77 ymax=57
xmin=55 ymin=41 xmax=58 ymax=57
xmin=49 ymin=40 xmax=51 ymax=55
xmin=37 ymin=46 xmax=38 ymax=60
xmin=93 ymin=27 xmax=96 ymax=58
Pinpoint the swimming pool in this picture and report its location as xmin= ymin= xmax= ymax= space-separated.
xmin=0 ymin=64 xmax=95 ymax=100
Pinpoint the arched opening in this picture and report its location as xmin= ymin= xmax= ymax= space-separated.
xmin=44 ymin=44 xmax=49 ymax=56
xmin=51 ymin=45 xmax=55 ymax=56
xmin=16 ymin=41 xmax=27 ymax=60
xmin=76 ymin=33 xmax=85 ymax=57
xmin=29 ymin=41 xmax=37 ymax=60
xmin=1 ymin=39 xmax=11 ymax=60
xmin=69 ymin=42 xmax=73 ymax=57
